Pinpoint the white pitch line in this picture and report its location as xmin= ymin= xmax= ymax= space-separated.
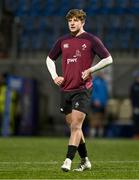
xmin=0 ymin=160 xmax=139 ymax=164
xmin=0 ymin=161 xmax=58 ymax=164
xmin=93 ymin=160 xmax=139 ymax=163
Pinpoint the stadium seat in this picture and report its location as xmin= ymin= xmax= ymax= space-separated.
xmin=19 ymin=31 xmax=31 ymax=50
xmin=118 ymin=99 xmax=132 ymax=122
xmin=130 ymin=0 xmax=139 ymax=14
xmin=118 ymin=30 xmax=131 ymax=50
xmin=4 ymin=0 xmax=138 ymax=52
xmin=115 ymin=0 xmax=130 ymax=14
xmin=74 ymin=0 xmax=86 ymax=9
xmin=103 ymin=33 xmax=117 ymax=50
xmin=123 ymin=15 xmax=136 ymax=30
xmin=31 ymin=30 xmax=46 ymax=50
xmin=106 ymin=99 xmax=120 ymax=120
xmin=15 ymin=0 xmax=31 ymax=17
xmin=43 ymin=0 xmax=57 ymax=16
xmin=58 ymin=0 xmax=71 ymax=15
xmin=85 ymin=0 xmax=102 ymax=15
xmin=101 ymin=0 xmax=115 ymax=14
xmin=28 ymin=0 xmax=40 ymax=16
xmin=20 ymin=16 xmax=34 ymax=31
xmin=132 ymin=33 xmax=139 ymax=49
xmin=109 ymin=15 xmax=121 ymax=29
xmin=5 ymin=0 xmax=18 ymax=13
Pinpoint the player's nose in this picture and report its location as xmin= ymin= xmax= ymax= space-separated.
xmin=70 ymin=23 xmax=74 ymax=26
xmin=70 ymin=20 xmax=75 ymax=25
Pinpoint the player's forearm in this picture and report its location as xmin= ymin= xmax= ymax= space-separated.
xmin=90 ymin=56 xmax=113 ymax=73
xmin=46 ymin=56 xmax=58 ymax=79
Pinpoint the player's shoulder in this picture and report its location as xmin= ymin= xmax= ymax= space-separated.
xmin=57 ymin=34 xmax=72 ymax=42
xmin=85 ymin=32 xmax=100 ymax=40
xmin=82 ymin=32 xmax=101 ymax=42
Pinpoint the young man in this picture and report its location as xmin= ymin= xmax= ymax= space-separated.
xmin=46 ymin=9 xmax=113 ymax=172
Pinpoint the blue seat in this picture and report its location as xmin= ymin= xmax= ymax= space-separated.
xmin=28 ymin=0 xmax=40 ymax=16
xmin=57 ymin=0 xmax=71 ymax=15
xmin=124 ymin=15 xmax=136 ymax=30
xmin=101 ymin=0 xmax=115 ymax=14
xmin=5 ymin=0 xmax=18 ymax=13
xmin=15 ymin=0 xmax=30 ymax=17
xmin=19 ymin=31 xmax=31 ymax=50
xmin=109 ymin=15 xmax=121 ymax=29
xmin=130 ymin=0 xmax=139 ymax=14
xmin=73 ymin=0 xmax=86 ymax=9
xmin=37 ymin=17 xmax=47 ymax=31
xmin=115 ymin=0 xmax=130 ymax=14
xmin=20 ymin=16 xmax=34 ymax=31
xmin=118 ymin=30 xmax=131 ymax=50
xmin=43 ymin=0 xmax=57 ymax=16
xmin=85 ymin=0 xmax=102 ymax=15
xmin=31 ymin=31 xmax=45 ymax=50
xmin=131 ymin=0 xmax=139 ymax=8
xmin=103 ymin=33 xmax=116 ymax=50
xmin=132 ymin=33 xmax=139 ymax=49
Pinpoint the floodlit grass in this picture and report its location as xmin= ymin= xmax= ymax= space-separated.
xmin=0 ymin=137 xmax=139 ymax=179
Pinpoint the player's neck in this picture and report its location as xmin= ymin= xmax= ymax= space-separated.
xmin=71 ymin=29 xmax=85 ymax=37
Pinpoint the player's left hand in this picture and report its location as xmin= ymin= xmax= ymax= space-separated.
xmin=82 ymin=69 xmax=92 ymax=80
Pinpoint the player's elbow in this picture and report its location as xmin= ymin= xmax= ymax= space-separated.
xmin=107 ymin=55 xmax=113 ymax=65
xmin=46 ymin=56 xmax=49 ymax=66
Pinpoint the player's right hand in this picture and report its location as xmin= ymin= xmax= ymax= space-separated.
xmin=54 ymin=76 xmax=64 ymax=86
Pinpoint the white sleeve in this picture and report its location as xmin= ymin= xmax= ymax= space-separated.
xmin=46 ymin=56 xmax=58 ymax=80
xmin=90 ymin=56 xmax=113 ymax=73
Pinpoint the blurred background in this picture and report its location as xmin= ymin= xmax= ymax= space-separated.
xmin=0 ymin=0 xmax=139 ymax=138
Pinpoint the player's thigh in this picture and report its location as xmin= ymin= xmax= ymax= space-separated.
xmin=66 ymin=113 xmax=72 ymax=126
xmin=71 ymin=109 xmax=86 ymax=129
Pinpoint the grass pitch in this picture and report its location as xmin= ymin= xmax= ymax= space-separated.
xmin=0 ymin=137 xmax=139 ymax=179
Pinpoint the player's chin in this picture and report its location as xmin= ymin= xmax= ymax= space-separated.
xmin=70 ymin=28 xmax=77 ymax=32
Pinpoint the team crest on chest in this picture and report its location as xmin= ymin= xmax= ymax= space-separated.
xmin=82 ymin=43 xmax=87 ymax=50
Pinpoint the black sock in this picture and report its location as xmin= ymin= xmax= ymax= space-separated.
xmin=77 ymin=143 xmax=87 ymax=158
xmin=66 ymin=145 xmax=77 ymax=160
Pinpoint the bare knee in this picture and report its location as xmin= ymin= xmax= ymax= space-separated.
xmin=69 ymin=110 xmax=85 ymax=132
xmin=70 ymin=122 xmax=82 ymax=132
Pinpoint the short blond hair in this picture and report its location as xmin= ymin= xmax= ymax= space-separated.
xmin=66 ymin=9 xmax=86 ymax=21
